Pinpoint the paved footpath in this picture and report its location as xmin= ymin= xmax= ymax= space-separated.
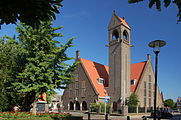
xmin=69 ymin=111 xmax=144 ymax=120
xmin=68 ymin=111 xmax=181 ymax=120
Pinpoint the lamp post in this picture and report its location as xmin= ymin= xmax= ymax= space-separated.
xmin=148 ymin=40 xmax=166 ymax=120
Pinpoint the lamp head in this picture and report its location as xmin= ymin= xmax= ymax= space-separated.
xmin=148 ymin=40 xmax=166 ymax=53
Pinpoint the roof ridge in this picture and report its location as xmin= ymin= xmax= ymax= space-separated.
xmin=81 ymin=58 xmax=147 ymax=67
xmin=118 ymin=16 xmax=130 ymax=29
xmin=131 ymin=61 xmax=147 ymax=65
xmin=80 ymin=58 xmax=108 ymax=67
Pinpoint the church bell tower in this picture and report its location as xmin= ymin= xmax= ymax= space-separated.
xmin=108 ymin=11 xmax=131 ymax=107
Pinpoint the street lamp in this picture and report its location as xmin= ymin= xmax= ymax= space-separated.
xmin=148 ymin=40 xmax=166 ymax=120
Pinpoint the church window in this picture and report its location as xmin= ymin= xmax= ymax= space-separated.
xmin=144 ymin=81 xmax=146 ymax=89
xmin=82 ymin=81 xmax=85 ymax=88
xmin=144 ymin=81 xmax=147 ymax=107
xmin=130 ymin=79 xmax=136 ymax=85
xmin=82 ymin=88 xmax=86 ymax=97
xmin=148 ymin=76 xmax=152 ymax=98
xmin=75 ymin=89 xmax=79 ymax=97
xmin=149 ymin=90 xmax=151 ymax=97
xmin=149 ymin=75 xmax=151 ymax=82
xmin=149 ymin=83 xmax=151 ymax=90
xmin=112 ymin=30 xmax=119 ymax=40
xmin=144 ymin=89 xmax=146 ymax=97
xmin=144 ymin=81 xmax=146 ymax=97
xmin=149 ymin=98 xmax=151 ymax=107
xmin=97 ymin=78 xmax=104 ymax=84
xmin=75 ymin=81 xmax=79 ymax=89
xmin=144 ymin=98 xmax=147 ymax=106
xmin=123 ymin=30 xmax=128 ymax=40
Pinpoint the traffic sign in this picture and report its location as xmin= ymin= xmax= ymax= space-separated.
xmin=104 ymin=98 xmax=109 ymax=103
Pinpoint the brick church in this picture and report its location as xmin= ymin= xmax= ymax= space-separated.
xmin=62 ymin=12 xmax=164 ymax=114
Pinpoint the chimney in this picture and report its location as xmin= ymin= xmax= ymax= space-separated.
xmin=76 ymin=50 xmax=80 ymax=59
xmin=147 ymin=54 xmax=151 ymax=60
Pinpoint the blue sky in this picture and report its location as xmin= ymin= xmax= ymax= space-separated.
xmin=1 ymin=0 xmax=180 ymax=101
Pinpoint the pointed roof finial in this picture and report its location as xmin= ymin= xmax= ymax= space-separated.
xmin=113 ymin=10 xmax=116 ymax=14
xmin=76 ymin=50 xmax=80 ymax=59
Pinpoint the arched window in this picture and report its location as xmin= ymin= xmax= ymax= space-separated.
xmin=112 ymin=30 xmax=119 ymax=40
xmin=82 ymin=101 xmax=88 ymax=110
xmin=69 ymin=101 xmax=74 ymax=110
xmin=76 ymin=101 xmax=80 ymax=110
xmin=113 ymin=102 xmax=118 ymax=112
xmin=123 ymin=30 xmax=128 ymax=40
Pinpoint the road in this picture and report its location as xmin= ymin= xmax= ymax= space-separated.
xmin=172 ymin=114 xmax=181 ymax=120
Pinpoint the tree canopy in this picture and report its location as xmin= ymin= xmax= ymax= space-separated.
xmin=0 ymin=21 xmax=76 ymax=111
xmin=0 ymin=0 xmax=63 ymax=29
xmin=164 ymin=99 xmax=175 ymax=109
xmin=128 ymin=0 xmax=181 ymax=22
xmin=0 ymin=36 xmax=23 ymax=111
xmin=127 ymin=93 xmax=139 ymax=107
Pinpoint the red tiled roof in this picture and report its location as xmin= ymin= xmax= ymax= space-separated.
xmin=80 ymin=58 xmax=109 ymax=97
xmin=130 ymin=61 xmax=147 ymax=92
xmin=80 ymin=58 xmax=146 ymax=96
xmin=38 ymin=92 xmax=46 ymax=101
xmin=118 ymin=17 xmax=130 ymax=29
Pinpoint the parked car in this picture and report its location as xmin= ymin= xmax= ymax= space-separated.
xmin=150 ymin=109 xmax=173 ymax=119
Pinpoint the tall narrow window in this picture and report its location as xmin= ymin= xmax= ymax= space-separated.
xmin=144 ymin=98 xmax=146 ymax=107
xmin=148 ymin=75 xmax=152 ymax=101
xmin=75 ymin=81 xmax=79 ymax=89
xmin=82 ymin=81 xmax=85 ymax=88
xmin=75 ymin=89 xmax=79 ymax=97
xmin=82 ymin=81 xmax=86 ymax=97
xmin=144 ymin=81 xmax=147 ymax=97
xmin=149 ymin=90 xmax=151 ymax=97
xmin=149 ymin=98 xmax=151 ymax=107
xmin=82 ymin=89 xmax=86 ymax=97
xmin=144 ymin=81 xmax=147 ymax=107
xmin=149 ymin=75 xmax=151 ymax=82
xmin=149 ymin=83 xmax=151 ymax=90
xmin=144 ymin=81 xmax=146 ymax=89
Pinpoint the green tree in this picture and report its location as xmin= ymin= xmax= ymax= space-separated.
xmin=0 ymin=37 xmax=23 ymax=111
xmin=0 ymin=0 xmax=63 ymax=29
xmin=13 ymin=22 xmax=76 ymax=111
xmin=128 ymin=0 xmax=181 ymax=22
xmin=127 ymin=93 xmax=139 ymax=107
xmin=164 ymin=99 xmax=175 ymax=109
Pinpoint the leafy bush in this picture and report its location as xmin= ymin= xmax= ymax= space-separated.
xmin=90 ymin=103 xmax=99 ymax=112
xmin=100 ymin=103 xmax=110 ymax=113
xmin=0 ymin=112 xmax=71 ymax=120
